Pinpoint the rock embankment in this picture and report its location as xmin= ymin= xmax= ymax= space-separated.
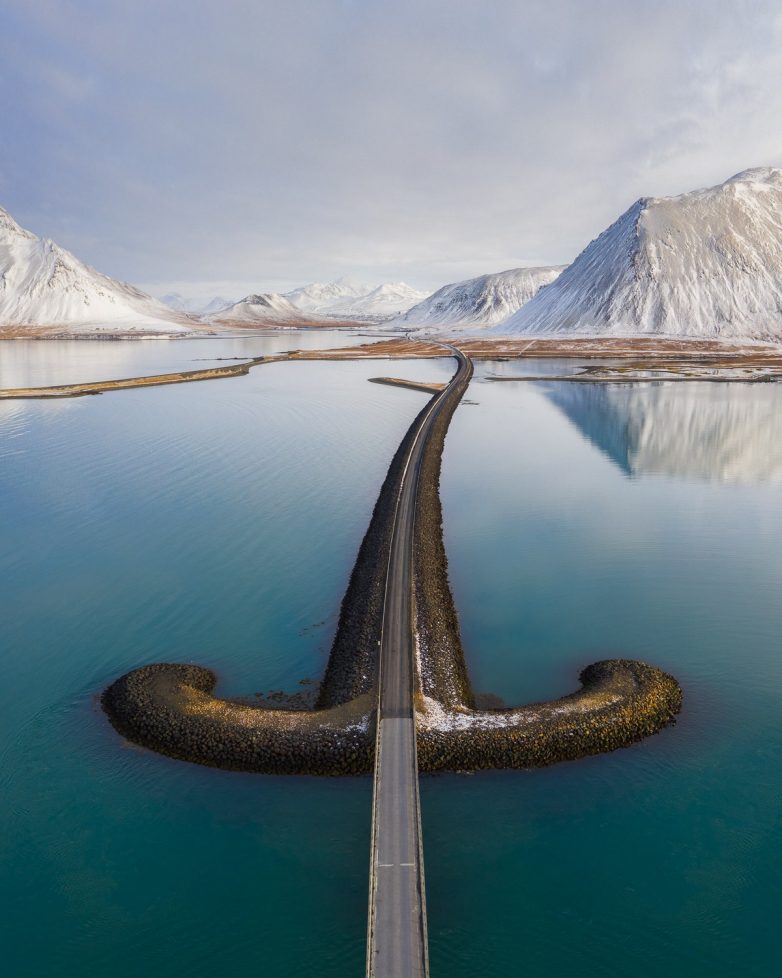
xmin=315 ymin=396 xmax=437 ymax=708
xmin=103 ymin=347 xmax=682 ymax=775
xmin=103 ymin=663 xmax=375 ymax=775
xmin=102 ymin=388 xmax=443 ymax=773
xmin=409 ymin=353 xmax=682 ymax=770
xmin=416 ymin=660 xmax=682 ymax=772
xmin=413 ymin=356 xmax=475 ymax=710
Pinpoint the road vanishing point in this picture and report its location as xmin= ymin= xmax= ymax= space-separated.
xmin=366 ymin=346 xmax=472 ymax=978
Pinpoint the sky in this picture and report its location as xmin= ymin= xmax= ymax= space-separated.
xmin=2 ymin=0 xmax=782 ymax=302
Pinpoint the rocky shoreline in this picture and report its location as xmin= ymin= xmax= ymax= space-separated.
xmin=103 ymin=663 xmax=373 ymax=775
xmin=416 ymin=660 xmax=682 ymax=771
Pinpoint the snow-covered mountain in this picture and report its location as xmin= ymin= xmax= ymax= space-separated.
xmin=160 ymin=293 xmax=233 ymax=315
xmin=284 ymin=277 xmax=371 ymax=313
xmin=213 ymin=292 xmax=305 ymax=323
xmin=0 ymin=206 xmax=188 ymax=333
xmin=200 ymin=296 xmax=233 ymax=316
xmin=284 ymin=278 xmax=429 ymax=319
xmin=396 ymin=266 xmax=564 ymax=329
xmin=544 ymin=380 xmax=782 ymax=483
xmin=334 ymin=282 xmax=430 ymax=317
xmin=160 ymin=292 xmax=190 ymax=312
xmin=499 ymin=168 xmax=782 ymax=342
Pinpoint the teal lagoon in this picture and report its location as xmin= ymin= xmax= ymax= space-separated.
xmin=1 ymin=338 xmax=781 ymax=976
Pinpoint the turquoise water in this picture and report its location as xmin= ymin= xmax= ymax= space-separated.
xmin=432 ymin=369 xmax=782 ymax=976
xmin=2 ymin=342 xmax=781 ymax=976
xmin=0 ymin=340 xmax=452 ymax=977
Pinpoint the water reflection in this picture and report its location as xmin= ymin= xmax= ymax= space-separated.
xmin=542 ymin=380 xmax=782 ymax=483
xmin=0 ymin=329 xmax=375 ymax=388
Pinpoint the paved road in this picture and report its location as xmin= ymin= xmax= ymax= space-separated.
xmin=366 ymin=347 xmax=472 ymax=978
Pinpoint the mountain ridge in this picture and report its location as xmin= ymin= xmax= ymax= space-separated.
xmin=284 ymin=278 xmax=429 ymax=318
xmin=395 ymin=265 xmax=564 ymax=330
xmin=0 ymin=206 xmax=188 ymax=333
xmin=498 ymin=167 xmax=782 ymax=341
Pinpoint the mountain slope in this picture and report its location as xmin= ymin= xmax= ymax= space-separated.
xmin=213 ymin=292 xmax=305 ymax=323
xmin=396 ymin=266 xmax=564 ymax=329
xmin=500 ymin=168 xmax=782 ymax=341
xmin=0 ymin=206 xmax=188 ymax=333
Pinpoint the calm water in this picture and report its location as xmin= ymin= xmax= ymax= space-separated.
xmin=0 ymin=329 xmax=380 ymax=388
xmin=433 ymin=369 xmax=782 ymax=976
xmin=2 ymin=340 xmax=781 ymax=976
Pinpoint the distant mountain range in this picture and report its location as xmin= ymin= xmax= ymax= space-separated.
xmin=395 ymin=266 xmax=564 ymax=329
xmin=283 ymin=278 xmax=430 ymax=319
xmin=212 ymin=293 xmax=305 ymax=323
xmin=0 ymin=207 xmax=187 ymax=333
xmin=500 ymin=168 xmax=782 ymax=341
xmin=4 ymin=166 xmax=782 ymax=340
xmin=164 ymin=279 xmax=432 ymax=324
xmin=160 ymin=293 xmax=233 ymax=316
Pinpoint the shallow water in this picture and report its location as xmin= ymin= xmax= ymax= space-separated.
xmin=0 ymin=329 xmax=377 ymax=388
xmin=1 ymin=344 xmax=781 ymax=976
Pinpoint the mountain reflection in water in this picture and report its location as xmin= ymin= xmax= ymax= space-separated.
xmin=542 ymin=380 xmax=782 ymax=483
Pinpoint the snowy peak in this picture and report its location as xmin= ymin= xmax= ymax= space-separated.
xmin=213 ymin=292 xmax=304 ymax=323
xmin=283 ymin=278 xmax=429 ymax=319
xmin=397 ymin=266 xmax=565 ymax=330
xmin=0 ymin=205 xmax=32 ymax=238
xmin=724 ymin=166 xmax=782 ymax=187
xmin=200 ymin=296 xmax=233 ymax=316
xmin=341 ymin=281 xmax=430 ymax=316
xmin=0 ymin=205 xmax=188 ymax=332
xmin=283 ymin=278 xmax=372 ymax=313
xmin=161 ymin=293 xmax=234 ymax=315
xmin=500 ymin=167 xmax=782 ymax=341
xmin=160 ymin=292 xmax=190 ymax=312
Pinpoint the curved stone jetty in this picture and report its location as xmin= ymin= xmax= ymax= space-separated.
xmin=103 ymin=350 xmax=682 ymax=773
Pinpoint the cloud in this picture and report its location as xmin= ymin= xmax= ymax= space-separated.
xmin=1 ymin=0 xmax=781 ymax=293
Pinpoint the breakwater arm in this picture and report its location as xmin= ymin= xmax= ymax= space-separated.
xmin=0 ymin=358 xmax=271 ymax=398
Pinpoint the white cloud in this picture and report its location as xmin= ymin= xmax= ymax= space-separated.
xmin=1 ymin=0 xmax=781 ymax=293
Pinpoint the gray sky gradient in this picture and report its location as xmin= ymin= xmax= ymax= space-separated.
xmin=2 ymin=0 xmax=781 ymax=300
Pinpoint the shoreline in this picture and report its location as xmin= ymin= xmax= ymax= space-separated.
xmin=4 ymin=334 xmax=782 ymax=400
xmin=369 ymin=376 xmax=446 ymax=393
xmin=0 ymin=358 xmax=269 ymax=399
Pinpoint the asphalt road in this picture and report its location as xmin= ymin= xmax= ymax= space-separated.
xmin=367 ymin=346 xmax=472 ymax=978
